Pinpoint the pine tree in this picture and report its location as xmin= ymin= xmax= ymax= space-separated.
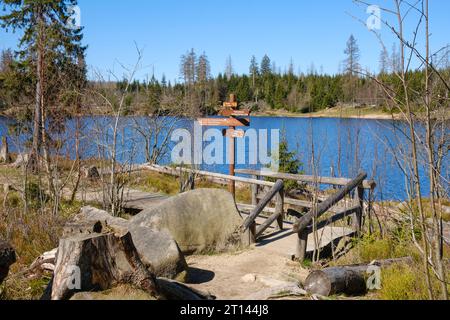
xmin=379 ymin=48 xmax=389 ymax=74
xmin=344 ymin=35 xmax=361 ymax=76
xmin=249 ymin=55 xmax=259 ymax=87
xmin=180 ymin=49 xmax=197 ymax=86
xmin=225 ymin=55 xmax=234 ymax=80
xmin=1 ymin=0 xmax=86 ymax=170
xmin=261 ymin=54 xmax=272 ymax=76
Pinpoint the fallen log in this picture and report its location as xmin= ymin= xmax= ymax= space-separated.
xmin=156 ymin=278 xmax=215 ymax=300
xmin=304 ymin=257 xmax=414 ymax=297
xmin=0 ymin=240 xmax=16 ymax=284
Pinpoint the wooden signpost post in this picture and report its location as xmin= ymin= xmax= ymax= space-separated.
xmin=198 ymin=94 xmax=251 ymax=198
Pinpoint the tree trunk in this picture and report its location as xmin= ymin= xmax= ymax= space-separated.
xmin=29 ymin=8 xmax=44 ymax=174
xmin=304 ymin=257 xmax=414 ymax=296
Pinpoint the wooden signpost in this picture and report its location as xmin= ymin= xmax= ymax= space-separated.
xmin=198 ymin=94 xmax=251 ymax=198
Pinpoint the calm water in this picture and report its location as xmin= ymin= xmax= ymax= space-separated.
xmin=1 ymin=116 xmax=448 ymax=201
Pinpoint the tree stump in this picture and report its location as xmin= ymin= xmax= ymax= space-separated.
xmin=0 ymin=240 xmax=16 ymax=284
xmin=47 ymin=226 xmax=212 ymax=300
xmin=51 ymin=231 xmax=159 ymax=300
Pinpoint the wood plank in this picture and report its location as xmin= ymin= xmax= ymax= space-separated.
xmin=306 ymin=205 xmax=361 ymax=232
xmin=235 ymin=169 xmax=376 ymax=190
xmin=222 ymin=129 xmax=245 ymax=138
xmin=198 ymin=118 xmax=250 ymax=127
xmin=256 ymin=193 xmax=347 ymax=214
xmin=223 ymin=102 xmax=238 ymax=108
xmin=219 ymin=109 xmax=251 ymax=117
xmin=237 ymin=203 xmax=276 ymax=214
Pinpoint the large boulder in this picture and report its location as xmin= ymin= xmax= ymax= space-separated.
xmin=69 ymin=207 xmax=188 ymax=280
xmin=0 ymin=240 xmax=16 ymax=284
xmin=130 ymin=189 xmax=245 ymax=254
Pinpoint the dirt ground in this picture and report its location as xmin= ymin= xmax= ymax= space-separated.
xmin=185 ymin=246 xmax=309 ymax=300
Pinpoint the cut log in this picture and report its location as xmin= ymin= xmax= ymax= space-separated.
xmin=51 ymin=232 xmax=159 ymax=300
xmin=304 ymin=257 xmax=414 ymax=296
xmin=0 ymin=240 xmax=16 ymax=284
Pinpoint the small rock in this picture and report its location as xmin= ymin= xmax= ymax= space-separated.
xmin=241 ymin=274 xmax=257 ymax=283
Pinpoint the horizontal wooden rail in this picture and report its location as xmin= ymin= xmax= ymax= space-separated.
xmin=256 ymin=193 xmax=349 ymax=214
xmin=235 ymin=169 xmax=376 ymax=190
xmin=242 ymin=180 xmax=284 ymax=232
xmin=141 ymin=164 xmax=275 ymax=187
xmin=237 ymin=203 xmax=276 ymax=215
xmin=305 ymin=205 xmax=360 ymax=232
xmin=293 ymin=172 xmax=368 ymax=233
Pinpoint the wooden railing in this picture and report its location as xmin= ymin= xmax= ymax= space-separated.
xmin=241 ymin=180 xmax=285 ymax=242
xmin=292 ymin=172 xmax=368 ymax=262
xmin=141 ymin=165 xmax=375 ymax=260
xmin=236 ymin=169 xmax=375 ymax=261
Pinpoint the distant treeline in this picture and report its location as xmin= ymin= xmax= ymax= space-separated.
xmin=1 ymin=38 xmax=449 ymax=117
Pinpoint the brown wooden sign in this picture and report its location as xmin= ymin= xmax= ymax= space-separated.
xmin=198 ymin=117 xmax=250 ymax=127
xmin=222 ymin=128 xmax=245 ymax=138
xmin=219 ymin=109 xmax=251 ymax=117
xmin=223 ymin=102 xmax=239 ymax=108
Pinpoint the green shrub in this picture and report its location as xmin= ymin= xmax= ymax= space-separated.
xmin=378 ymin=264 xmax=425 ymax=300
xmin=355 ymin=234 xmax=411 ymax=263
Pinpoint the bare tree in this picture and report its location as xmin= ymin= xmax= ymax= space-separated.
xmin=354 ymin=0 xmax=449 ymax=300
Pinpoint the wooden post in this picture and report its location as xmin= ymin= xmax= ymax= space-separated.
xmin=352 ymin=185 xmax=364 ymax=234
xmin=251 ymin=175 xmax=259 ymax=206
xmin=295 ymin=227 xmax=309 ymax=262
xmin=249 ymin=222 xmax=257 ymax=244
xmin=228 ymin=126 xmax=236 ymax=198
xmin=275 ymin=189 xmax=284 ymax=231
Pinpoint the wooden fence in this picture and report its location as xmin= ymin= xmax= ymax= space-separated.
xmin=141 ymin=165 xmax=376 ymax=262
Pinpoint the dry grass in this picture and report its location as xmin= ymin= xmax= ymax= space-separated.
xmin=130 ymin=170 xmax=252 ymax=203
xmin=0 ymin=190 xmax=82 ymax=300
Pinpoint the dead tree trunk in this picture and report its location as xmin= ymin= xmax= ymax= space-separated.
xmin=0 ymin=137 xmax=11 ymax=164
xmin=304 ymin=257 xmax=413 ymax=296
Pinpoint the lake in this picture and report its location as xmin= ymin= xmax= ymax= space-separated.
xmin=1 ymin=116 xmax=448 ymax=201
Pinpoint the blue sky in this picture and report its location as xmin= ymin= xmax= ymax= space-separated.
xmin=1 ymin=0 xmax=449 ymax=82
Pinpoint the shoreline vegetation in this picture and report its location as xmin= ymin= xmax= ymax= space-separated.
xmin=3 ymin=105 xmax=447 ymax=121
